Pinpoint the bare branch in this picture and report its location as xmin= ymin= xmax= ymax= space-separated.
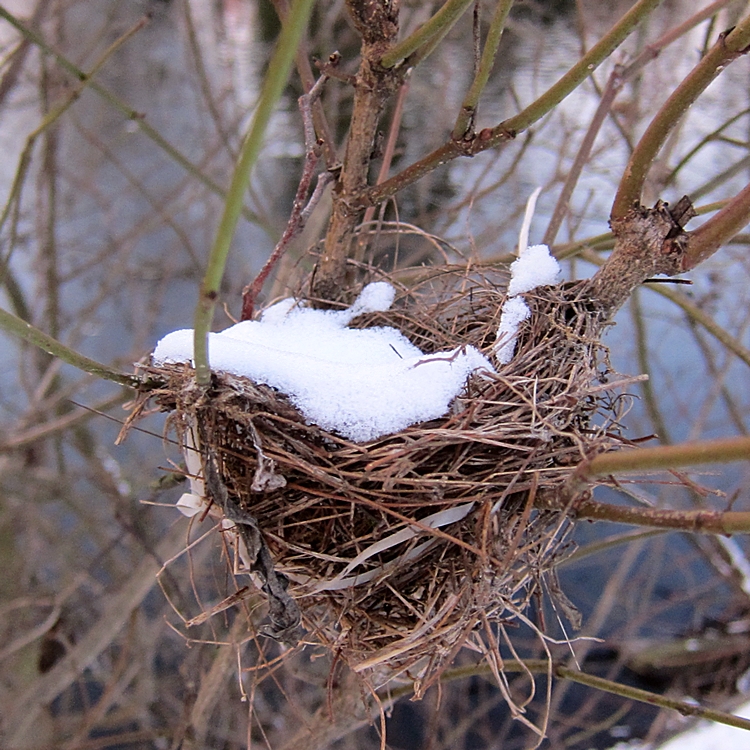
xmin=612 ymin=14 xmax=750 ymax=220
xmin=241 ymin=77 xmax=331 ymax=320
xmin=357 ymin=0 xmax=663 ymax=210
xmin=313 ymin=0 xmax=401 ymax=299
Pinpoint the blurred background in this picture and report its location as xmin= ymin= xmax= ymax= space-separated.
xmin=0 ymin=0 xmax=749 ymax=747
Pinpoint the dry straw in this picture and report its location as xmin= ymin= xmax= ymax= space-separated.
xmin=124 ymin=258 xmax=629 ymax=693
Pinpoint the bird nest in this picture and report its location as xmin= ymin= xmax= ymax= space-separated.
xmin=126 ymin=265 xmax=628 ymax=689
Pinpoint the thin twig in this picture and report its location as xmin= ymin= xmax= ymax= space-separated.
xmin=358 ymin=0 xmax=663 ymax=209
xmin=0 ymin=6 xmax=267 ymax=230
xmin=383 ymin=658 xmax=750 ymax=733
xmin=271 ymin=0 xmax=337 ymax=167
xmin=0 ymin=14 xmax=151 ymax=241
xmin=452 ymin=0 xmax=513 ymax=140
xmin=192 ymin=0 xmax=315 ymax=384
xmin=0 ymin=306 xmax=138 ymax=388
xmin=241 ymin=75 xmax=330 ymax=320
xmin=543 ymin=67 xmax=623 ymax=246
xmin=356 ymin=73 xmax=411 ymax=261
xmin=379 ymin=0 xmax=475 ymax=69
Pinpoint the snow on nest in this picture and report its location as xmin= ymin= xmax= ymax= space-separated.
xmin=153 ymin=282 xmax=493 ymax=443
xmin=494 ymin=244 xmax=561 ymax=365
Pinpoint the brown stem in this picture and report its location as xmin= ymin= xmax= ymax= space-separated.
xmin=356 ymin=73 xmax=410 ymax=260
xmin=684 ymin=180 xmax=750 ymax=269
xmin=543 ymin=67 xmax=624 ymax=246
xmin=582 ymin=199 xmax=694 ymax=317
xmin=353 ymin=138 xmax=485 ymax=212
xmin=356 ymin=0 xmax=662 ymax=210
xmin=270 ymin=0 xmax=337 ymax=168
xmin=542 ymin=0 xmax=725 ymax=247
xmin=312 ymin=0 xmax=400 ymax=301
xmin=241 ymin=77 xmax=331 ymax=319
xmin=575 ymin=499 xmax=750 ymax=535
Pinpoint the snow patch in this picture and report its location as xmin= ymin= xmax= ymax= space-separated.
xmin=153 ymin=283 xmax=493 ymax=443
xmin=507 ymin=244 xmax=562 ymax=296
xmin=494 ymin=244 xmax=561 ymax=365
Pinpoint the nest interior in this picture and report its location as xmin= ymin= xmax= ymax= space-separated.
xmin=137 ymin=266 xmax=626 ymax=687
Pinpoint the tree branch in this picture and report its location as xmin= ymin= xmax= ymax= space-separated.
xmin=0 ymin=6 xmax=267 ymax=231
xmin=684 ymin=180 xmax=750 ymax=268
xmin=312 ymin=0 xmax=401 ymax=300
xmin=379 ymin=0 xmax=474 ymax=69
xmin=574 ymin=499 xmax=750 ymax=535
xmin=192 ymin=0 xmax=315 ymax=384
xmin=612 ymin=14 xmax=750 ymax=220
xmin=0 ymin=306 xmax=138 ymax=389
xmin=452 ymin=0 xmax=513 ymax=140
xmin=385 ymin=659 xmax=750 ymax=734
xmin=583 ymin=435 xmax=750 ymax=476
xmin=356 ymin=0 xmax=663 ymax=209
xmin=241 ymin=76 xmax=330 ymax=320
xmin=583 ymin=199 xmax=694 ymax=316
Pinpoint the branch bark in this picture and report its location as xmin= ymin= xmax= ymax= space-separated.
xmin=575 ymin=500 xmax=750 ymax=535
xmin=582 ymin=198 xmax=695 ymax=317
xmin=583 ymin=435 xmax=750 ymax=476
xmin=355 ymin=0 xmax=662 ymax=210
xmin=312 ymin=0 xmax=400 ymax=300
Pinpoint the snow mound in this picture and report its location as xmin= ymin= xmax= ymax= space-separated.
xmin=153 ymin=283 xmax=493 ymax=442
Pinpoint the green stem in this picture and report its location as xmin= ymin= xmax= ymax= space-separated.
xmin=380 ymin=0 xmax=474 ymax=69
xmin=452 ymin=0 xmax=514 ymax=139
xmin=503 ymin=0 xmax=662 ymax=136
xmin=0 ymin=14 xmax=148 ymax=242
xmin=555 ymin=665 xmax=750 ymax=731
xmin=192 ymin=0 xmax=314 ymax=385
xmin=612 ymin=13 xmax=750 ymax=219
xmin=359 ymin=0 xmax=663 ymax=208
xmin=0 ymin=307 xmax=138 ymax=389
xmin=585 ymin=435 xmax=750 ymax=475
